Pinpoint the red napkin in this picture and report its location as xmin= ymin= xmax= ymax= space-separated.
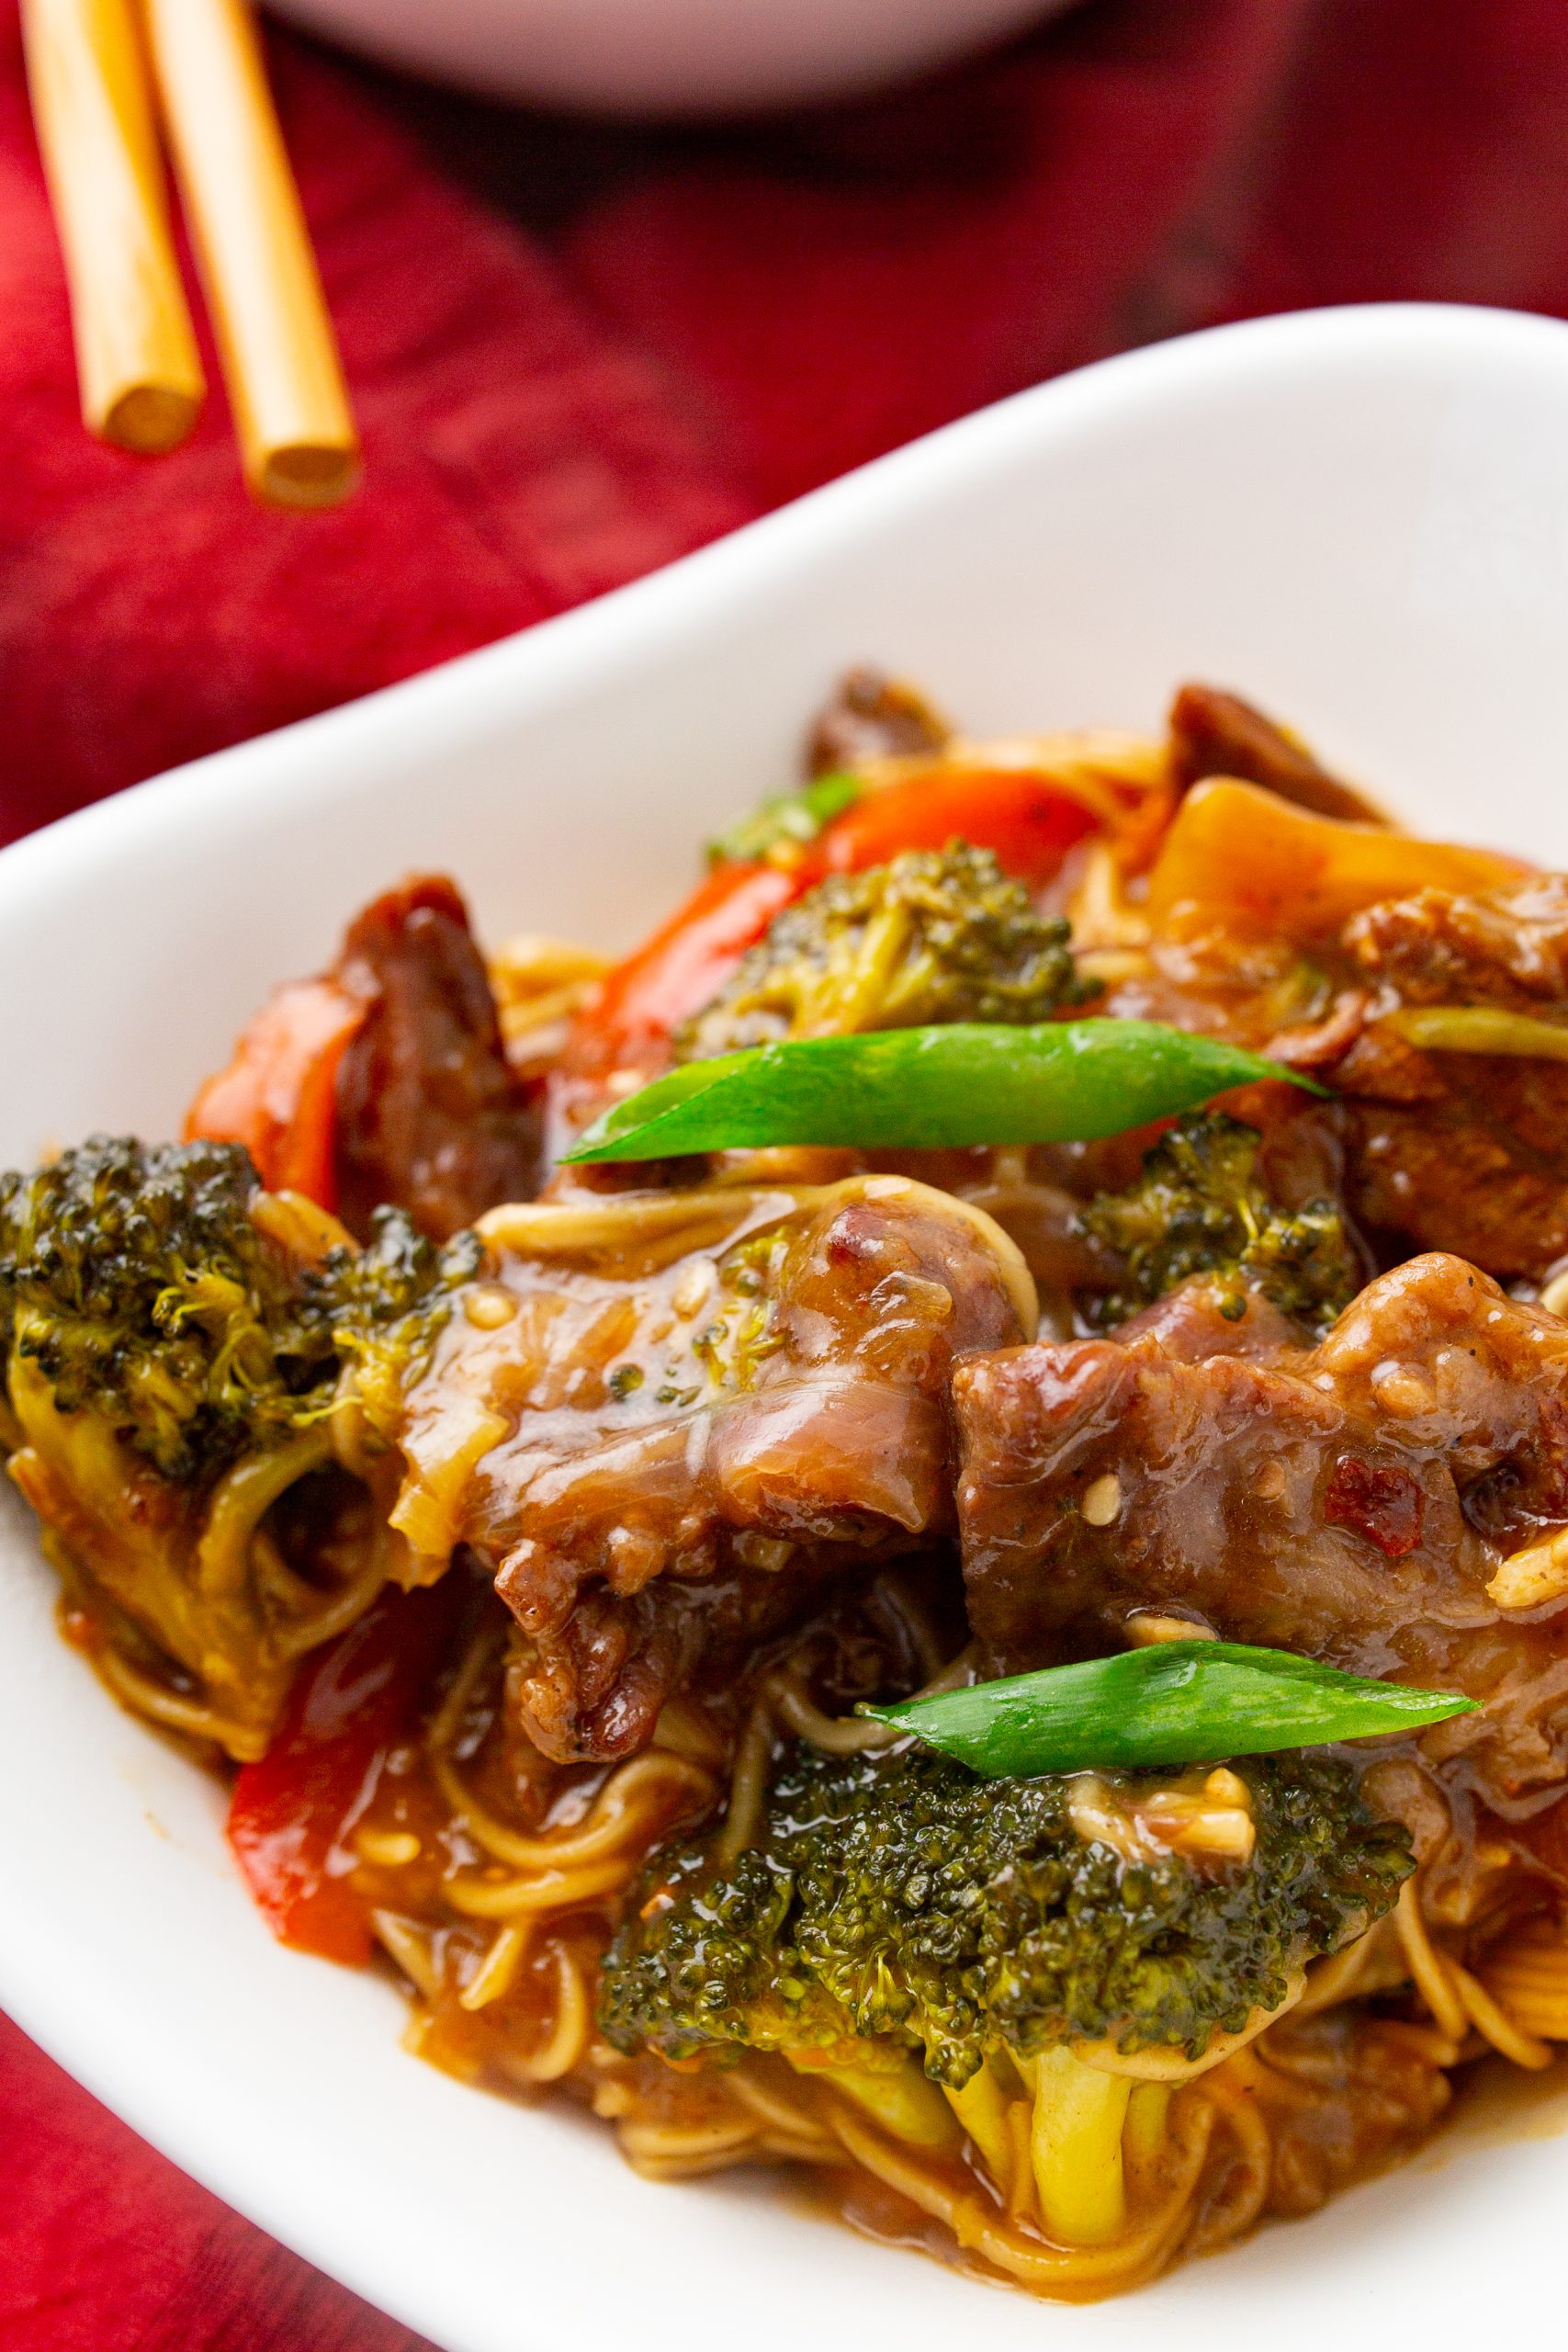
xmin=0 ymin=0 xmax=1307 ymax=842
xmin=4 ymin=0 xmax=1568 ymax=2342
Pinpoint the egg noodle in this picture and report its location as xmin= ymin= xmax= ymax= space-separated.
xmin=14 ymin=694 xmax=1568 ymax=2304
xmin=302 ymin=1568 xmax=1556 ymax=2302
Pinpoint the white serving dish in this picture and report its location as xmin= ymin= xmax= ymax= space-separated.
xmin=3 ymin=304 xmax=1568 ymax=2352
xmin=265 ymin=0 xmax=1072 ymax=117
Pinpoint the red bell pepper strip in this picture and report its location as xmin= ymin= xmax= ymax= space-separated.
xmin=185 ymin=976 xmax=366 ymax=1210
xmin=227 ymin=1580 xmax=458 ymax=1965
xmin=821 ymin=768 xmax=1099 ymax=888
xmin=566 ymin=772 xmax=1114 ymax=1091
xmin=570 ymin=858 xmax=809 ymax=1075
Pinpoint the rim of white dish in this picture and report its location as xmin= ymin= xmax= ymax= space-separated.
xmin=3 ymin=301 xmax=1568 ymax=2351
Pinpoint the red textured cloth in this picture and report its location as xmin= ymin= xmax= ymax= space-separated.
xmin=0 ymin=0 xmax=1309 ymax=841
xmin=5 ymin=0 xmax=1568 ymax=2342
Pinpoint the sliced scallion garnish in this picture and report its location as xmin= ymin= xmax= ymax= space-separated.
xmin=859 ymin=1642 xmax=1473 ymax=1776
xmin=563 ymin=1019 xmax=1322 ymax=1164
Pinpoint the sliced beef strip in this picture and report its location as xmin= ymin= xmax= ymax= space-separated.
xmin=1107 ymin=1271 xmax=1309 ymax=1362
xmin=954 ymin=1252 xmax=1568 ymax=1811
xmin=1316 ymin=876 xmax=1568 ymax=1280
xmin=390 ymin=1175 xmax=1031 ymax=1760
xmin=334 ymin=875 xmax=541 ymax=1242
xmin=805 ymin=667 xmax=951 ymax=777
xmin=1338 ymin=1090 xmax=1568 ymax=1284
xmin=1166 ymin=683 xmax=1382 ymax=823
xmin=1347 ymin=874 xmax=1568 ymax=1007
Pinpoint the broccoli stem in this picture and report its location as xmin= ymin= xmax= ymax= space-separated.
xmin=799 ymin=2052 xmax=962 ymax=2153
xmin=1122 ymin=2082 xmax=1174 ymax=2200
xmin=1027 ymin=2049 xmax=1133 ymax=2245
xmin=943 ymin=2058 xmax=1015 ymax=2182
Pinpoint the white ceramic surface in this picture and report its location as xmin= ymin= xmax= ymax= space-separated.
xmin=4 ymin=305 xmax=1568 ymax=2352
xmin=265 ymin=0 xmax=1070 ymax=116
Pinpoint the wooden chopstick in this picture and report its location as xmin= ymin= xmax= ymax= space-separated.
xmin=21 ymin=0 xmax=205 ymax=454
xmin=140 ymin=0 xmax=359 ymax=509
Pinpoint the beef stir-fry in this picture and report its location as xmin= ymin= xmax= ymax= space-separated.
xmin=10 ymin=673 xmax=1568 ymax=2304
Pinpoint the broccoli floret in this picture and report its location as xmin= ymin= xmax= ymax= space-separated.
xmin=599 ymin=1743 xmax=1410 ymax=2087
xmin=0 ymin=1137 xmax=475 ymax=1488
xmin=328 ymin=1203 xmax=482 ymax=1432
xmin=0 ymin=1137 xmax=340 ymax=1485
xmin=0 ymin=1136 xmax=481 ymax=1758
xmin=1079 ymin=1112 xmax=1358 ymax=1334
xmin=673 ymin=843 xmax=1100 ymax=1062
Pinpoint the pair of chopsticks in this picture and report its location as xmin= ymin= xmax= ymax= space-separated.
xmin=23 ymin=0 xmax=359 ymax=507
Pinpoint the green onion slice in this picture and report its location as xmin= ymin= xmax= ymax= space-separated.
xmin=707 ymin=772 xmax=864 ymax=866
xmin=859 ymin=1642 xmax=1474 ymax=1776
xmin=1386 ymin=1005 xmax=1568 ymax=1063
xmin=564 ymin=1019 xmax=1322 ymax=1164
